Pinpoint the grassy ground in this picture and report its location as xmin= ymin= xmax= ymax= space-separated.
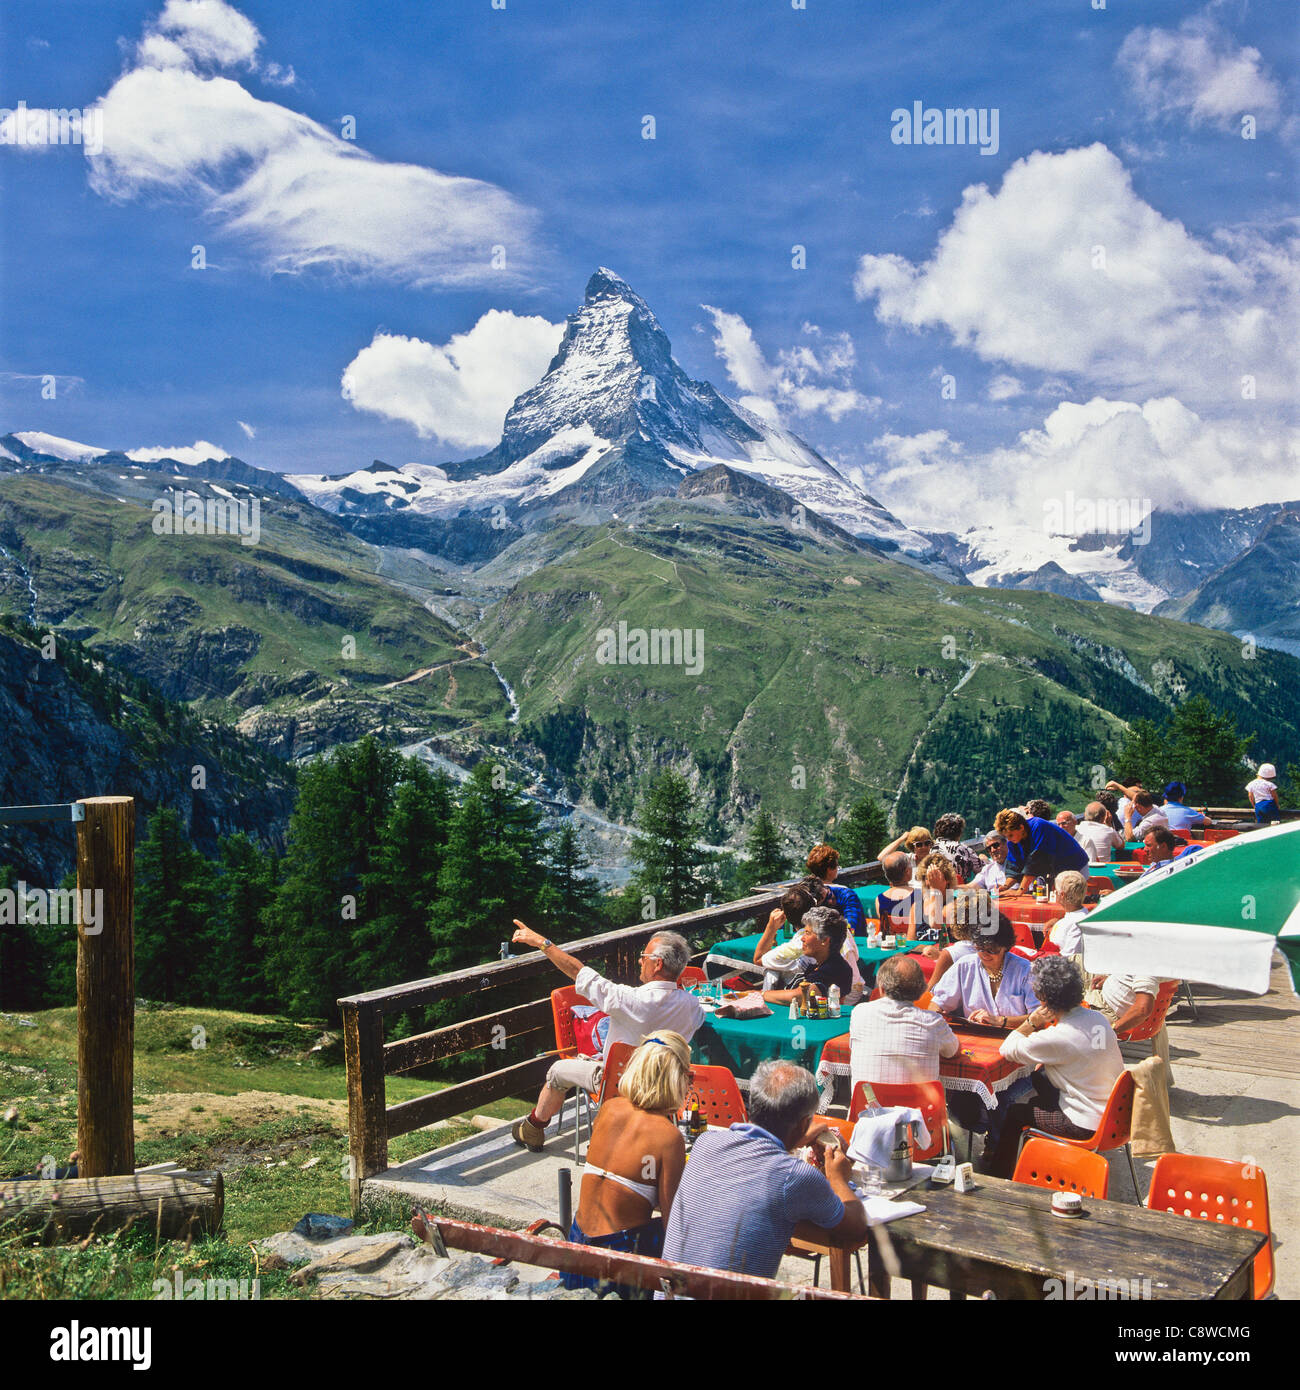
xmin=0 ymin=1005 xmax=528 ymax=1299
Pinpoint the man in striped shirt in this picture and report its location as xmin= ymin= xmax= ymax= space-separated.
xmin=661 ymin=1061 xmax=866 ymax=1279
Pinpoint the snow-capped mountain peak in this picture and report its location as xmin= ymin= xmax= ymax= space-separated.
xmin=291 ymin=269 xmax=950 ymax=568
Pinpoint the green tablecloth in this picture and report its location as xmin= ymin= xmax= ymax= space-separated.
xmin=1088 ymin=862 xmax=1146 ymax=883
xmin=694 ymin=1004 xmax=852 ymax=1082
xmin=703 ymin=930 xmax=919 ymax=975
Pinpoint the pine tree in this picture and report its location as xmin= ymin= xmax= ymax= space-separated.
xmin=210 ymin=833 xmax=277 ymax=1011
xmin=264 ymin=736 xmax=405 ymax=1022
xmin=628 ymin=770 xmax=715 ymax=918
xmin=428 ymin=762 xmax=552 ymax=980
xmin=739 ymin=809 xmax=791 ymax=891
xmin=134 ymin=808 xmax=218 ymax=1004
xmin=354 ymin=764 xmax=455 ymax=1007
xmin=1165 ymin=695 xmax=1254 ymax=802
xmin=544 ymin=819 xmax=604 ymax=935
xmin=836 ymin=794 xmax=891 ymax=868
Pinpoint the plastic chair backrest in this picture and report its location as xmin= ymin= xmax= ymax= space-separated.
xmin=1147 ymin=1154 xmax=1273 ymax=1299
xmin=867 ymin=1080 xmax=949 ymax=1161
xmin=1009 ymin=917 xmax=1037 ymax=950
xmin=597 ymin=1040 xmax=637 ymax=1105
xmin=1117 ymin=980 xmax=1179 ymax=1042
xmin=689 ymin=1065 xmax=746 ymax=1125
xmin=677 ymin=966 xmax=707 ymax=989
xmin=550 ymin=986 xmax=590 ymax=1058
xmin=1013 ymin=1136 xmax=1109 ymax=1198
xmin=1090 ymin=1068 xmax=1136 ymax=1150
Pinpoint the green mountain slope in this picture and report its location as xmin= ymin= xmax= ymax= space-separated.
xmin=0 ymin=471 xmax=512 ymax=757
xmin=478 ymin=502 xmax=1300 ymax=836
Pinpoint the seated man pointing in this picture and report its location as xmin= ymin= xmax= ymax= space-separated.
xmin=509 ymin=921 xmax=703 ymax=1152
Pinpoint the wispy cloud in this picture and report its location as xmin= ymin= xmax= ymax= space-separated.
xmin=702 ymin=308 xmax=879 ymax=425
xmin=87 ymin=2 xmax=537 ymax=287
xmin=1116 ymin=8 xmax=1285 ymax=133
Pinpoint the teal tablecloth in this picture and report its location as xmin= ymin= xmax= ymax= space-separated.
xmin=703 ymin=930 xmax=920 ymax=975
xmin=694 ymin=1005 xmax=852 ymax=1082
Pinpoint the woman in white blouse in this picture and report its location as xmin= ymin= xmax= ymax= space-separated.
xmin=928 ymin=915 xmax=1039 ymax=1028
xmin=984 ymin=953 xmax=1124 ymax=1176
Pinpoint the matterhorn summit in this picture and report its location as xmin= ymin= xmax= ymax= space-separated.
xmin=291 ymin=269 xmax=941 ymax=563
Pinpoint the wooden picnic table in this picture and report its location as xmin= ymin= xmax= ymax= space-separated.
xmin=860 ymin=1172 xmax=1266 ymax=1300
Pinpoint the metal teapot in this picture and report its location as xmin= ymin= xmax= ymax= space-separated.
xmin=885 ymin=1118 xmax=918 ymax=1183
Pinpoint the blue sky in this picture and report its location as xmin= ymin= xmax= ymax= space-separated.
xmin=1 ymin=0 xmax=1296 ymax=531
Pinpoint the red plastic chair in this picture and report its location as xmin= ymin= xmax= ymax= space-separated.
xmin=595 ymin=1040 xmax=637 ymax=1105
xmin=687 ymin=1065 xmax=746 ymax=1125
xmin=849 ymin=1080 xmax=950 ymax=1161
xmin=1146 ymin=1154 xmax=1274 ymax=1299
xmin=1018 ymin=1069 xmax=1138 ymax=1194
xmin=1013 ymin=1136 xmax=1109 ymax=1198
xmin=550 ymin=986 xmax=600 ymax=1162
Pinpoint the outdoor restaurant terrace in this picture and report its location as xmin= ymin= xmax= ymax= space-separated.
xmin=339 ymin=810 xmax=1300 ymax=1301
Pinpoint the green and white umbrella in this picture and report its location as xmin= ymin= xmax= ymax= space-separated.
xmin=1081 ymin=820 xmax=1300 ymax=995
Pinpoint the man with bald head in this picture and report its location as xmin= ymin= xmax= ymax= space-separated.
xmin=849 ymin=953 xmax=959 ymax=1092
xmin=1074 ymin=802 xmax=1125 ymax=864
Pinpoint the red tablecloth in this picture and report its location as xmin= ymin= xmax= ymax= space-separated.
xmin=815 ymin=1023 xmax=1031 ymax=1110
xmin=995 ymin=898 xmax=1065 ymax=926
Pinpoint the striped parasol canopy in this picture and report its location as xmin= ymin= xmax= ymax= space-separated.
xmin=1081 ymin=820 xmax=1300 ymax=995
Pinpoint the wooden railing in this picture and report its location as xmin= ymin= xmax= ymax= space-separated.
xmin=336 ymin=858 xmax=893 ymax=1189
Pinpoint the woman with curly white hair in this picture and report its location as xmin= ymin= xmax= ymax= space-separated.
xmin=984 ymin=954 xmax=1124 ymax=1177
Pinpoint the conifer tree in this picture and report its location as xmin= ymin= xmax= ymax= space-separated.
xmin=836 ymin=795 xmax=890 ymax=868
xmin=739 ymin=809 xmax=791 ymax=891
xmin=135 ymin=807 xmax=218 ymax=1004
xmin=628 ymin=770 xmax=715 ymax=918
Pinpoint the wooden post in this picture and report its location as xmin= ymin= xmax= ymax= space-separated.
xmin=74 ymin=796 xmax=135 ymax=1178
xmin=342 ymin=1000 xmax=387 ymax=1200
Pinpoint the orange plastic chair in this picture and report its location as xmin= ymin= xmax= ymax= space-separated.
xmin=1013 ymin=1136 xmax=1109 ymax=1198
xmin=596 ymin=1040 xmax=637 ymax=1105
xmin=677 ymin=966 xmax=707 ymax=989
xmin=1116 ymin=980 xmax=1179 ymax=1044
xmin=1086 ymin=876 xmax=1112 ymax=898
xmin=1018 ymin=1068 xmax=1138 ymax=1194
xmin=688 ymin=1065 xmax=746 ymax=1125
xmin=849 ymin=1080 xmax=950 ymax=1161
xmin=550 ymin=985 xmax=591 ymax=1058
xmin=1146 ymin=1154 xmax=1274 ymax=1299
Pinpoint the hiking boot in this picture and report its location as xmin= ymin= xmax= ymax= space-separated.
xmin=512 ymin=1116 xmax=546 ymax=1151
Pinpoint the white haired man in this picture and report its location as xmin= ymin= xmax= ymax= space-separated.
xmin=509 ymin=921 xmax=704 ymax=1151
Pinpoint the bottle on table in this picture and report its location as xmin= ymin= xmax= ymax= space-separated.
xmin=828 ymin=984 xmax=841 ymax=1018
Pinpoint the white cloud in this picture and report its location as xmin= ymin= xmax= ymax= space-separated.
xmin=855 ymin=399 xmax=1300 ymax=537
xmin=237 ymin=420 xmax=256 ymax=439
xmin=340 ymin=310 xmax=564 ymax=449
xmin=153 ymin=0 xmax=261 ymax=69
xmin=88 ymin=5 xmax=536 ymax=287
xmin=854 ymin=143 xmax=1298 ymax=407
xmin=1117 ymin=12 xmax=1284 ymax=131
xmin=702 ymin=306 xmax=878 ymax=424
xmin=127 ymin=440 xmax=228 ymax=464
xmin=987 ymin=373 xmax=1023 ymax=402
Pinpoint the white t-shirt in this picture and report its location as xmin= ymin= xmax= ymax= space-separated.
xmin=1000 ymin=1008 xmax=1124 ymax=1130
xmin=1246 ymin=777 xmax=1277 ymax=805
xmin=1048 ymin=908 xmax=1088 ymax=958
xmin=1074 ymin=821 xmax=1124 ymax=864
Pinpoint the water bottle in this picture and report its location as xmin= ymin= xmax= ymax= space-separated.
xmin=828 ymin=984 xmax=841 ymax=1018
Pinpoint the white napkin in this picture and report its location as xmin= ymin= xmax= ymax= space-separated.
xmin=847 ymin=1106 xmax=930 ymax=1169
xmin=862 ymin=1195 xmax=927 ymax=1226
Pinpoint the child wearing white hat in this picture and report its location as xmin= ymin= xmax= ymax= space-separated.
xmin=1246 ymin=763 xmax=1279 ymax=823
